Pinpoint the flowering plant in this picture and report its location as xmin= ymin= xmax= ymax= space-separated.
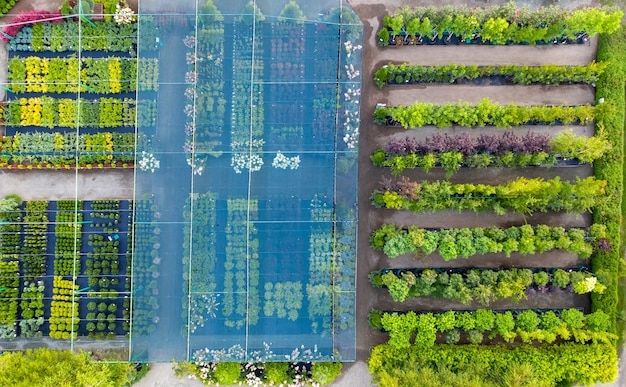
xmin=114 ymin=4 xmax=136 ymax=25
xmin=272 ymin=151 xmax=300 ymax=170
xmin=138 ymin=151 xmax=159 ymax=172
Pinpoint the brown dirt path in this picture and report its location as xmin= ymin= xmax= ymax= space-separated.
xmin=382 ymin=84 xmax=595 ymax=106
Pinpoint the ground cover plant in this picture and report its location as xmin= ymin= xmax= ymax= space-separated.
xmin=374 ymin=62 xmax=608 ymax=88
xmin=377 ymin=3 xmax=622 ymax=46
xmin=372 ymin=130 xmax=611 ymax=176
xmin=370 ymin=224 xmax=607 ymax=259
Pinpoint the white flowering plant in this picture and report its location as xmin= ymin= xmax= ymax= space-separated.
xmin=113 ymin=3 xmax=136 ymax=25
xmin=272 ymin=151 xmax=300 ymax=170
xmin=138 ymin=151 xmax=160 ymax=172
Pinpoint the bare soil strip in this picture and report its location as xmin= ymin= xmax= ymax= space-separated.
xmin=381 ymin=84 xmax=595 ymax=106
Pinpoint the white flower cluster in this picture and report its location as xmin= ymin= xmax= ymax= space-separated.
xmin=183 ymin=35 xmax=196 ymax=49
xmin=231 ymin=153 xmax=264 ymax=174
xmin=184 ymin=71 xmax=196 ymax=84
xmin=344 ymin=41 xmax=362 ymax=58
xmin=341 ymin=41 xmax=362 ymax=149
xmin=113 ymin=4 xmax=135 ymax=25
xmin=138 ymin=151 xmax=160 ymax=172
xmin=345 ymin=64 xmax=360 ymax=80
xmin=186 ymin=156 xmax=205 ymax=175
xmin=272 ymin=151 xmax=300 ymax=170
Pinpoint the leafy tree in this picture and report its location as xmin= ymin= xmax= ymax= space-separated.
xmin=278 ymin=1 xmax=304 ymax=24
xmin=0 ymin=348 xmax=134 ymax=386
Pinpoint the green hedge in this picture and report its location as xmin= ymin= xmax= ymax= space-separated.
xmin=368 ymin=343 xmax=617 ymax=386
xmin=591 ymin=27 xmax=625 ymax=336
xmin=375 ymin=98 xmax=600 ymax=129
xmin=374 ymin=62 xmax=607 ymax=88
xmin=372 ymin=176 xmax=607 ymax=215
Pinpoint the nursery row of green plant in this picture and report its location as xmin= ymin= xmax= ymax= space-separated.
xmin=372 ymin=133 xmax=611 ymax=177
xmin=368 ymin=342 xmax=617 ymax=386
xmin=589 ymin=27 xmax=625 ymax=336
xmin=0 ymin=132 xmax=135 ymax=166
xmin=372 ymin=176 xmax=606 ymax=215
xmin=3 ymin=97 xmax=156 ymax=129
xmin=369 ymin=308 xmax=615 ymax=347
xmin=378 ymin=3 xmax=622 ymax=45
xmin=374 ymin=62 xmax=608 ymax=88
xmin=0 ymin=261 xmax=19 ymax=338
xmin=7 ymin=56 xmax=158 ymax=94
xmin=12 ymin=21 xmax=138 ymax=53
xmin=370 ymin=267 xmax=604 ymax=304
xmin=0 ymin=0 xmax=17 ymax=17
xmin=370 ymin=224 xmax=607 ymax=260
xmin=54 ymin=201 xmax=83 ymax=277
xmin=374 ymin=98 xmax=600 ymax=128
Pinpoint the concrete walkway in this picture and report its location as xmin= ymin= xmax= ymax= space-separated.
xmin=134 ymin=361 xmax=374 ymax=387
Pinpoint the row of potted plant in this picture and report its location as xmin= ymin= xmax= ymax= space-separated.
xmin=263 ymin=282 xmax=303 ymax=321
xmin=19 ymin=280 xmax=45 ymax=338
xmin=182 ymin=192 xmax=218 ymax=333
xmin=370 ymin=223 xmax=607 ymax=260
xmin=3 ymin=96 xmax=153 ymax=129
xmin=49 ymin=276 xmax=79 ymax=340
xmin=230 ymin=15 xmax=265 ymax=174
xmin=21 ymin=200 xmax=48 ymax=278
xmin=223 ymin=198 xmax=260 ymax=329
xmin=378 ymin=4 xmax=622 ymax=46
xmin=129 ymin=198 xmax=161 ymax=337
xmin=372 ymin=175 xmax=606 ymax=215
xmin=369 ymin=308 xmax=615 ymax=347
xmin=374 ymin=62 xmax=608 ymax=88
xmin=374 ymin=98 xmax=600 ymax=129
xmin=307 ymin=194 xmax=333 ymax=333
xmin=0 ymin=260 xmax=19 ymax=339
xmin=7 ymin=57 xmax=157 ymax=94
xmin=370 ymin=267 xmax=605 ymax=304
xmin=6 ymin=19 xmax=138 ymax=53
xmin=54 ymin=201 xmax=84 ymax=276
xmin=373 ymin=130 xmax=611 ymax=177
xmin=0 ymin=132 xmax=135 ymax=167
xmin=182 ymin=4 xmax=226 ymax=175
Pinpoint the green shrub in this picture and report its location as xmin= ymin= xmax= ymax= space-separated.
xmin=311 ymin=362 xmax=343 ymax=386
xmin=264 ymin=362 xmax=289 ymax=385
xmin=213 ymin=362 xmax=241 ymax=385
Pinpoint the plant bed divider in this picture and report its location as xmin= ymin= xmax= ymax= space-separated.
xmin=369 ymin=267 xmax=606 ymax=304
xmin=368 ymin=308 xmax=616 ymax=347
xmin=370 ymin=224 xmax=608 ymax=260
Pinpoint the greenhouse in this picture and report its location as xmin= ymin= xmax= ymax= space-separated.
xmin=0 ymin=0 xmax=361 ymax=363
xmin=132 ymin=0 xmax=362 ymax=362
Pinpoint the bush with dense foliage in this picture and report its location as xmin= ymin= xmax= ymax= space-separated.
xmin=370 ymin=223 xmax=608 ymax=259
xmin=372 ymin=176 xmax=607 ymax=215
xmin=374 ymin=62 xmax=607 ymax=88
xmin=0 ymin=348 xmax=135 ymax=387
xmin=372 ymin=130 xmax=611 ymax=176
xmin=378 ymin=3 xmax=622 ymax=46
xmin=371 ymin=267 xmax=605 ymax=304
xmin=374 ymin=98 xmax=601 ymax=128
